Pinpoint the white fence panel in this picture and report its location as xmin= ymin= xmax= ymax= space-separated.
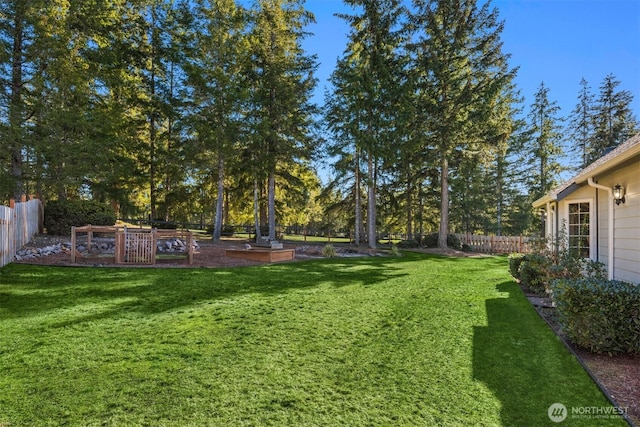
xmin=1 ymin=205 xmax=15 ymax=267
xmin=0 ymin=199 xmax=42 ymax=268
xmin=455 ymin=234 xmax=535 ymax=254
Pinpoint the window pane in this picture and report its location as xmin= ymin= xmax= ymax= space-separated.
xmin=567 ymin=202 xmax=590 ymax=258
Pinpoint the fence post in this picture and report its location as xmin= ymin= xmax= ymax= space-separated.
xmin=71 ymin=226 xmax=77 ymax=263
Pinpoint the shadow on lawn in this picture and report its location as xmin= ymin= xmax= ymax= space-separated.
xmin=472 ymin=281 xmax=625 ymax=427
xmin=0 ymin=252 xmax=446 ymax=324
xmin=473 ymin=281 xmax=555 ymax=426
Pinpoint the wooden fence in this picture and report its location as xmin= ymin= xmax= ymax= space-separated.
xmin=0 ymin=198 xmax=43 ymax=268
xmin=454 ymin=234 xmax=534 ymax=254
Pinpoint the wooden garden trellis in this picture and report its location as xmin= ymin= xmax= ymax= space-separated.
xmin=71 ymin=225 xmax=194 ymax=265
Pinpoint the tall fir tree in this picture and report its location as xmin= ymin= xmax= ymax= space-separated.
xmin=0 ymin=0 xmax=44 ymax=200
xmin=567 ymin=77 xmax=594 ymax=169
xmin=588 ymin=73 xmax=638 ymax=164
xmin=521 ymin=82 xmax=565 ymax=205
xmin=185 ymin=0 xmax=250 ymax=240
xmin=247 ymin=0 xmax=318 ymax=241
xmin=324 ymin=57 xmax=366 ymax=244
xmin=330 ymin=0 xmax=406 ymax=248
xmin=408 ymin=0 xmax=517 ymax=248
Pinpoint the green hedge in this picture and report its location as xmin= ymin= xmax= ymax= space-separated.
xmin=44 ymin=200 xmax=116 ymax=236
xmin=508 ymin=253 xmax=526 ymax=281
xmin=551 ymin=278 xmax=640 ymax=354
xmin=518 ymin=253 xmax=551 ymax=294
xmin=515 ymin=252 xmax=606 ymax=295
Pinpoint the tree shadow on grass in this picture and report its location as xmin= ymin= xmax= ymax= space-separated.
xmin=0 ymin=252 xmax=438 ymax=325
xmin=472 ymin=282 xmax=624 ymax=426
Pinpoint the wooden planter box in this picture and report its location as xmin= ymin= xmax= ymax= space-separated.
xmin=225 ymin=248 xmax=295 ymax=263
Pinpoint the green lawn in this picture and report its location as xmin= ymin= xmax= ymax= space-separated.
xmin=0 ymin=253 xmax=624 ymax=426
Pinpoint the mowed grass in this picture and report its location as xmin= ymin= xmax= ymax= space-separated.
xmin=0 ymin=253 xmax=624 ymax=426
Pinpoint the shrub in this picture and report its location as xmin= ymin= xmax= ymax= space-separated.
xmin=44 ymin=200 xmax=116 ymax=236
xmin=551 ymin=278 xmax=640 ymax=354
xmin=149 ymin=219 xmax=178 ymax=229
xmin=423 ymin=233 xmax=439 ymax=248
xmin=519 ymin=253 xmax=551 ymax=294
xmin=422 ymin=233 xmax=462 ymax=250
xmin=397 ymin=239 xmax=419 ymax=248
xmin=508 ymin=253 xmax=526 ymax=281
xmin=322 ymin=244 xmax=337 ymax=258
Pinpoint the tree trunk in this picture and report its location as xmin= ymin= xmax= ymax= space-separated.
xmin=367 ymin=152 xmax=376 ymax=249
xmin=268 ymin=172 xmax=276 ymax=240
xmin=438 ymin=153 xmax=449 ymax=249
xmin=496 ymin=158 xmax=503 ymax=236
xmin=253 ymin=178 xmax=261 ymax=241
xmin=212 ymin=155 xmax=224 ymax=241
xmin=354 ymin=147 xmax=362 ymax=245
xmin=405 ymin=165 xmax=413 ymax=240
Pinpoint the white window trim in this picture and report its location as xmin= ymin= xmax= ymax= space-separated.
xmin=561 ymin=198 xmax=595 ymax=260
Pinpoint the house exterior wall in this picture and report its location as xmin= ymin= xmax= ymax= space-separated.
xmin=556 ymin=156 xmax=639 ymax=284
xmin=596 ymin=158 xmax=640 ymax=284
xmin=535 ymin=134 xmax=640 ymax=284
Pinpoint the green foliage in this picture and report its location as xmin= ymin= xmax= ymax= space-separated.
xmin=519 ymin=82 xmax=566 ymax=200
xmin=44 ymin=200 xmax=116 ymax=236
xmin=508 ymin=253 xmax=525 ymax=280
xmin=149 ymin=219 xmax=178 ymax=230
xmin=551 ymin=278 xmax=640 ymax=354
xmin=446 ymin=234 xmax=463 ymax=251
xmin=422 ymin=233 xmax=462 ymax=250
xmin=321 ymin=243 xmax=337 ymax=258
xmin=519 ymin=253 xmax=552 ymax=294
xmin=516 ymin=221 xmax=606 ymax=295
xmin=588 ymin=74 xmax=638 ymax=165
xmin=397 ymin=239 xmax=419 ymax=248
xmin=423 ymin=233 xmax=439 ymax=248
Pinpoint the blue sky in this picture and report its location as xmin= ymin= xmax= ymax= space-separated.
xmin=302 ymin=0 xmax=640 ymax=120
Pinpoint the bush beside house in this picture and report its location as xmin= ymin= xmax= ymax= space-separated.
xmin=510 ymin=247 xmax=638 ymax=354
xmin=551 ymin=278 xmax=640 ymax=354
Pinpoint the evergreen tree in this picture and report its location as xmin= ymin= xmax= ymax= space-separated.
xmin=185 ymin=0 xmax=250 ymax=240
xmin=567 ymin=77 xmax=594 ymax=169
xmin=588 ymin=73 xmax=637 ymax=163
xmin=329 ymin=0 xmax=406 ymax=249
xmin=0 ymin=0 xmax=43 ymax=200
xmin=521 ymin=82 xmax=565 ymax=204
xmin=247 ymin=0 xmax=318 ymax=241
xmin=408 ymin=0 xmax=517 ymax=248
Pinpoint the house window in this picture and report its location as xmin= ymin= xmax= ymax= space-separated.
xmin=568 ymin=202 xmax=590 ymax=257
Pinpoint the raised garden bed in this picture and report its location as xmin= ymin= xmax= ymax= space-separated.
xmin=225 ymin=248 xmax=295 ymax=263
